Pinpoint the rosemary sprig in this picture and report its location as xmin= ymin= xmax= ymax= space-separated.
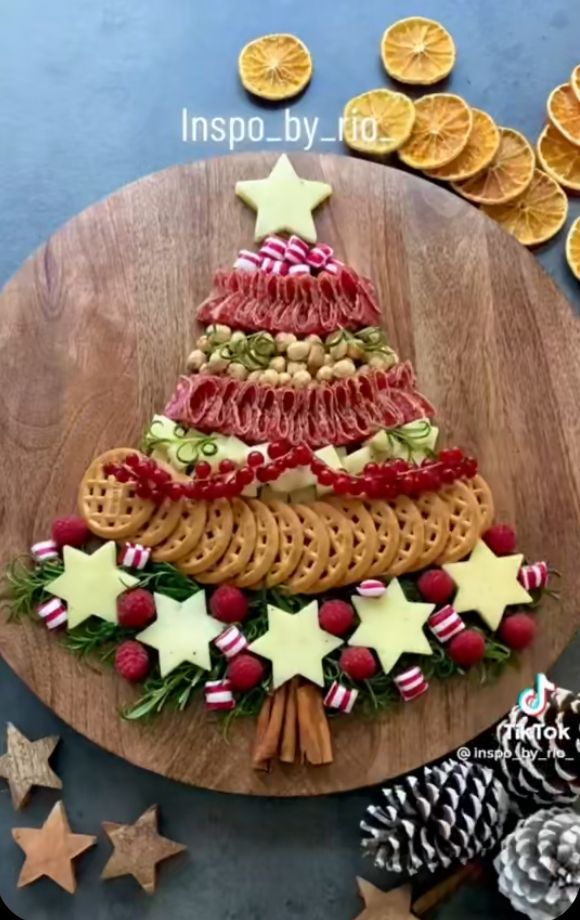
xmin=65 ymin=621 xmax=132 ymax=660
xmin=2 ymin=556 xmax=64 ymax=621
xmin=137 ymin=563 xmax=201 ymax=602
xmin=122 ymin=663 xmax=211 ymax=720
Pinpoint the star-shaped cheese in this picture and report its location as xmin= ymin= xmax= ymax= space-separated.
xmin=235 ymin=154 xmax=332 ymax=242
xmin=350 ymin=579 xmax=434 ymax=676
xmin=248 ymin=601 xmax=343 ymax=688
xmin=46 ymin=542 xmax=138 ymax=630
xmin=137 ymin=592 xmax=223 ymax=677
xmin=443 ymin=539 xmax=532 ymax=631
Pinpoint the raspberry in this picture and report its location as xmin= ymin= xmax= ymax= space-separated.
xmin=483 ymin=524 xmax=517 ymax=556
xmin=319 ymin=600 xmax=355 ymax=636
xmin=227 ymin=654 xmax=265 ymax=692
xmin=117 ymin=589 xmax=156 ymax=629
xmin=447 ymin=630 xmax=485 ymax=669
xmin=339 ymin=647 xmax=377 ymax=681
xmin=498 ymin=613 xmax=537 ymax=651
xmin=114 ymin=641 xmax=150 ymax=682
xmin=417 ymin=569 xmax=455 ymax=605
xmin=51 ymin=515 xmax=91 ymax=549
xmin=209 ymin=585 xmax=249 ymax=623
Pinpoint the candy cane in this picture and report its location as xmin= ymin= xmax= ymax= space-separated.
xmin=204 ymin=679 xmax=235 ymax=711
xmin=31 ymin=540 xmax=59 ymax=563
xmin=518 ymin=562 xmax=548 ymax=591
xmin=394 ymin=667 xmax=429 ymax=702
xmin=428 ymin=605 xmax=466 ymax=643
xmin=214 ymin=625 xmax=248 ymax=659
xmin=37 ymin=598 xmax=68 ymax=630
xmin=118 ymin=543 xmax=151 ymax=571
xmin=324 ymin=681 xmax=358 ymax=713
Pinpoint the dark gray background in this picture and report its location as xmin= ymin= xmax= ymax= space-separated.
xmin=0 ymin=2 xmax=579 ymax=918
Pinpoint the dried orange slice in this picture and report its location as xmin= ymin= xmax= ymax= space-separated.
xmin=572 ymin=65 xmax=580 ymax=103
xmin=381 ymin=17 xmax=455 ymax=85
xmin=547 ymin=83 xmax=580 ymax=146
xmin=481 ymin=169 xmax=567 ymax=247
xmin=537 ymin=122 xmax=580 ymax=192
xmin=398 ymin=94 xmax=472 ymax=170
xmin=342 ymin=89 xmax=415 ymax=155
xmin=238 ymin=34 xmax=312 ymax=101
xmin=452 ymin=127 xmax=534 ymax=205
xmin=425 ymin=108 xmax=500 ymax=182
xmin=566 ymin=218 xmax=580 ymax=280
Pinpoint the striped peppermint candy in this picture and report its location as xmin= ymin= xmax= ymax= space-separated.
xmin=356 ymin=579 xmax=386 ymax=598
xmin=285 ymin=235 xmax=310 ymax=264
xmin=118 ymin=542 xmax=151 ymax=571
xmin=322 ymin=258 xmax=345 ymax=275
xmin=324 ymin=680 xmax=358 ymax=713
xmin=259 ymin=235 xmax=287 ymax=260
xmin=428 ymin=605 xmax=466 ymax=643
xmin=394 ymin=666 xmax=429 ymax=702
xmin=518 ymin=561 xmax=548 ymax=591
xmin=306 ymin=243 xmax=333 ymax=269
xmin=234 ymin=249 xmax=261 ymax=272
xmin=214 ymin=625 xmax=248 ymax=659
xmin=31 ymin=540 xmax=59 ymax=563
xmin=287 ymin=263 xmax=311 ymax=276
xmin=261 ymin=257 xmax=289 ymax=276
xmin=204 ymin=679 xmax=235 ymax=711
xmin=37 ymin=598 xmax=68 ymax=630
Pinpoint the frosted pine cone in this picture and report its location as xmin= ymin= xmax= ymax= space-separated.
xmin=495 ymin=807 xmax=580 ymax=920
xmin=361 ymin=758 xmax=509 ymax=876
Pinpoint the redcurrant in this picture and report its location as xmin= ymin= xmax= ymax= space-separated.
xmin=236 ymin=467 xmax=254 ymax=487
xmin=438 ymin=447 xmax=464 ymax=466
xmin=247 ymin=451 xmax=265 ymax=468
xmin=316 ymin=467 xmax=335 ymax=487
xmin=267 ymin=440 xmax=290 ymax=460
xmin=218 ymin=459 xmax=236 ymax=474
xmin=195 ymin=461 xmax=211 ymax=479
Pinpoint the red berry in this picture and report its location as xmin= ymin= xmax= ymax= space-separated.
xmin=440 ymin=466 xmax=456 ymax=484
xmin=211 ymin=480 xmax=226 ymax=499
xmin=317 ymin=467 xmax=335 ymax=487
xmin=333 ymin=474 xmax=352 ymax=495
xmin=136 ymin=483 xmax=151 ymax=499
xmin=235 ymin=467 xmax=254 ymax=488
xmin=117 ymin=588 xmax=156 ymax=628
xmin=319 ymin=600 xmax=355 ymax=636
xmin=151 ymin=467 xmax=171 ymax=485
xmin=392 ymin=459 xmax=410 ymax=474
xmin=115 ymin=467 xmax=131 ymax=483
xmin=463 ymin=457 xmax=478 ymax=478
xmin=293 ymin=444 xmax=311 ymax=466
xmin=166 ymin=482 xmax=185 ymax=501
xmin=363 ymin=462 xmax=380 ymax=476
xmin=227 ymin=654 xmax=265 ymax=692
xmin=438 ymin=447 xmax=464 ymax=465
xmin=219 ymin=459 xmax=236 ymax=474
xmin=498 ymin=613 xmax=537 ymax=651
xmin=223 ymin=478 xmax=239 ymax=498
xmin=349 ymin=478 xmax=364 ymax=496
xmin=483 ymin=524 xmax=517 ymax=556
xmin=417 ymin=468 xmax=439 ymax=492
xmin=267 ymin=440 xmax=290 ymax=460
xmin=195 ymin=461 xmax=211 ymax=479
xmin=310 ymin=458 xmax=326 ymax=474
xmin=417 ymin=569 xmax=455 ymax=605
xmin=447 ymin=630 xmax=485 ymax=669
xmin=339 ymin=647 xmax=377 ymax=681
xmin=125 ymin=454 xmax=141 ymax=470
xmin=51 ymin=515 xmax=91 ymax=549
xmin=378 ymin=464 xmax=398 ymax=485
xmin=114 ymin=641 xmax=150 ymax=682
xmin=247 ymin=451 xmax=265 ymax=468
xmin=103 ymin=462 xmax=115 ymax=477
xmin=209 ymin=585 xmax=249 ymax=623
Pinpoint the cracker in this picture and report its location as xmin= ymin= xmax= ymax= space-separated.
xmin=132 ymin=498 xmax=184 ymax=548
xmin=177 ymin=499 xmax=234 ymax=574
xmin=234 ymin=500 xmax=280 ymax=588
xmin=467 ymin=474 xmax=495 ymax=532
xmin=78 ymin=448 xmax=154 ymax=539
xmin=361 ymin=500 xmax=401 ymax=578
xmin=285 ymin=503 xmax=331 ymax=593
xmin=387 ymin=495 xmax=425 ymax=575
xmin=263 ymin=501 xmax=305 ymax=588
xmin=196 ymin=498 xmax=257 ymax=584
xmin=436 ymin=480 xmax=481 ymax=564
xmin=304 ymin=501 xmax=354 ymax=593
xmin=151 ymin=500 xmax=208 ymax=563
xmin=327 ymin=498 xmax=379 ymax=587
xmin=407 ymin=491 xmax=450 ymax=572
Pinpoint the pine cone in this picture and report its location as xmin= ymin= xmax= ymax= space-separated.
xmin=495 ymin=807 xmax=580 ymax=920
xmin=361 ymin=758 xmax=509 ymax=876
xmin=494 ymin=689 xmax=580 ymax=811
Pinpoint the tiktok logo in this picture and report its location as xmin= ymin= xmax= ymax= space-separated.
xmin=517 ymin=673 xmax=556 ymax=717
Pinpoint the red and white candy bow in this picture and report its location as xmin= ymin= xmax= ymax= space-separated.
xmin=428 ymin=605 xmax=466 ymax=644
xmin=233 ymin=235 xmax=343 ymax=277
xmin=31 ymin=540 xmax=59 ymax=563
xmin=214 ymin=625 xmax=248 ymax=659
xmin=518 ymin=561 xmax=548 ymax=591
xmin=394 ymin=667 xmax=429 ymax=702
xmin=37 ymin=598 xmax=68 ymax=630
xmin=118 ymin=543 xmax=151 ymax=571
xmin=204 ymin=679 xmax=235 ymax=711
xmin=324 ymin=681 xmax=358 ymax=713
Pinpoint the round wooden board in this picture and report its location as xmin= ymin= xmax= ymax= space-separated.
xmin=0 ymin=153 xmax=578 ymax=796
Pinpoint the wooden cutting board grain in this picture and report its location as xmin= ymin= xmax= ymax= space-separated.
xmin=0 ymin=152 xmax=578 ymax=795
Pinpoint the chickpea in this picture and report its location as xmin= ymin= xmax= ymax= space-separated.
xmin=260 ymin=369 xmax=279 ymax=386
xmin=291 ymin=370 xmax=312 ymax=389
xmin=286 ymin=340 xmax=312 ymax=362
xmin=323 ymin=354 xmax=333 ymax=367
xmin=186 ymin=349 xmax=206 ymax=372
xmin=230 ymin=330 xmax=247 ymax=347
xmin=287 ymin=360 xmax=307 ymax=376
xmin=347 ymin=341 xmax=366 ymax=361
xmin=368 ymin=354 xmax=390 ymax=369
xmin=196 ymin=334 xmax=210 ymax=353
xmin=208 ymin=352 xmax=229 ymax=373
xmin=305 ymin=334 xmax=323 ymax=345
xmin=274 ymin=332 xmax=297 ymax=353
xmin=329 ymin=341 xmax=349 ymax=360
xmin=269 ymin=356 xmax=286 ymax=373
xmin=278 ymin=372 xmax=292 ymax=386
xmin=316 ymin=366 xmax=334 ymax=382
xmin=332 ymin=358 xmax=357 ymax=379
xmin=228 ymin=362 xmax=248 ymax=380
xmin=248 ymin=370 xmax=262 ymax=381
xmin=307 ymin=343 xmax=326 ymax=372
xmin=206 ymin=323 xmax=231 ymax=344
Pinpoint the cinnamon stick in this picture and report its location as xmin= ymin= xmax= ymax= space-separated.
xmin=280 ymin=678 xmax=299 ymax=764
xmin=297 ymin=683 xmax=333 ymax=766
xmin=253 ymin=685 xmax=287 ymax=766
xmin=252 ymin=694 xmax=273 ymax=771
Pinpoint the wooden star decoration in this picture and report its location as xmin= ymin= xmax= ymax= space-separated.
xmin=12 ymin=801 xmax=96 ymax=893
xmin=443 ymin=539 xmax=532 ymax=631
xmin=355 ymin=879 xmax=418 ymax=920
xmin=0 ymin=722 xmax=62 ymax=809
xmin=235 ymin=153 xmax=332 ymax=242
xmin=101 ymin=805 xmax=186 ymax=894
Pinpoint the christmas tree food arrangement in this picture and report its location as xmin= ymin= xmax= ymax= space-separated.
xmin=5 ymin=156 xmax=552 ymax=770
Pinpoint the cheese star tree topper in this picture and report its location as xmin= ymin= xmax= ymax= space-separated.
xmin=137 ymin=592 xmax=224 ymax=677
xmin=350 ymin=580 xmax=434 ymax=675
xmin=235 ymin=153 xmax=332 ymax=242
xmin=443 ymin=539 xmax=532 ymax=631
xmin=249 ymin=601 xmax=343 ymax=688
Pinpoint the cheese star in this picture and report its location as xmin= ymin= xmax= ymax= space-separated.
xmin=350 ymin=580 xmax=434 ymax=676
xmin=248 ymin=601 xmax=343 ymax=688
xmin=46 ymin=542 xmax=138 ymax=630
xmin=235 ymin=154 xmax=332 ymax=242
xmin=137 ymin=592 xmax=223 ymax=677
xmin=443 ymin=539 xmax=532 ymax=631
